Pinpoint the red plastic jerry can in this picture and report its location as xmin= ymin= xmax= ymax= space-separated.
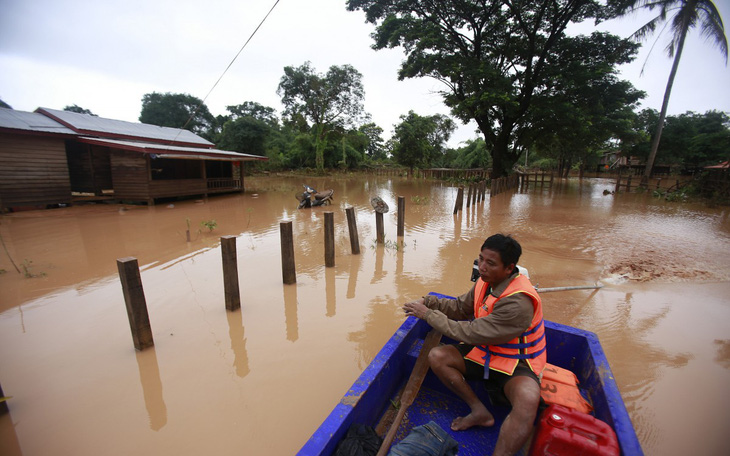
xmin=528 ymin=404 xmax=620 ymax=456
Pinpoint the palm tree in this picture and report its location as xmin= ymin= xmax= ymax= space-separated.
xmin=618 ymin=0 xmax=728 ymax=182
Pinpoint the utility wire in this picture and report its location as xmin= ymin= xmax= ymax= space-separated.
xmin=178 ymin=0 xmax=282 ymax=138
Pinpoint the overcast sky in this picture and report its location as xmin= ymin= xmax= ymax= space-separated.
xmin=1 ymin=0 xmax=728 ymax=147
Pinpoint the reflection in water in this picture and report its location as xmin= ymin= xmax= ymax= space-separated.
xmin=227 ymin=310 xmax=250 ymax=378
xmin=346 ymin=254 xmax=362 ymax=299
xmin=325 ymin=267 xmax=336 ymax=317
xmin=0 ymin=413 xmax=22 ymax=456
xmin=372 ymin=244 xmax=386 ymax=284
xmin=283 ymin=284 xmax=298 ymax=341
xmin=135 ymin=349 xmax=167 ymax=431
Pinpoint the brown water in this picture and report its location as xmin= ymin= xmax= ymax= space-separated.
xmin=0 ymin=176 xmax=728 ymax=456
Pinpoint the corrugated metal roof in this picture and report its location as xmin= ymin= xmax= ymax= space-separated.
xmin=36 ymin=107 xmax=214 ymax=147
xmin=0 ymin=108 xmax=77 ymax=135
xmin=77 ymin=137 xmax=268 ymax=162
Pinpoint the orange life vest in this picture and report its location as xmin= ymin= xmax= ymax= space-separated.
xmin=465 ymin=274 xmax=547 ymax=378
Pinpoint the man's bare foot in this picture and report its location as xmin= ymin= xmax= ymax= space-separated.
xmin=451 ymin=410 xmax=495 ymax=431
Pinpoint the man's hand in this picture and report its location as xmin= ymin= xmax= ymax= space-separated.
xmin=403 ymin=298 xmax=429 ymax=319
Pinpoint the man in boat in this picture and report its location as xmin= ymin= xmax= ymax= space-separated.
xmin=403 ymin=233 xmax=545 ymax=456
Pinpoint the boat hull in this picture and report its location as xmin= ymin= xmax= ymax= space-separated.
xmin=298 ymin=309 xmax=642 ymax=455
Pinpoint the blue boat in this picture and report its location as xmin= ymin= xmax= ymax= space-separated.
xmin=297 ymin=293 xmax=643 ymax=455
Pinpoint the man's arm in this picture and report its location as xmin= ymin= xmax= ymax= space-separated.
xmin=415 ymin=293 xmax=533 ymax=345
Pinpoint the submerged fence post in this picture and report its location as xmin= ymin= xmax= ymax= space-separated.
xmin=376 ymin=212 xmax=385 ymax=244
xmin=453 ymin=187 xmax=464 ymax=214
xmin=280 ymin=221 xmax=296 ymax=284
xmin=221 ymin=236 xmax=241 ymax=311
xmin=346 ymin=207 xmax=360 ymax=255
xmin=397 ymin=196 xmax=405 ymax=237
xmin=324 ymin=212 xmax=335 ymax=267
xmin=117 ymin=257 xmax=154 ymax=350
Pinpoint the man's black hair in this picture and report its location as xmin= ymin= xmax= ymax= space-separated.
xmin=481 ymin=234 xmax=521 ymax=267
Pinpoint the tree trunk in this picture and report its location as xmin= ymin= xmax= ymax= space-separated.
xmin=643 ymin=18 xmax=689 ymax=183
xmin=314 ymin=124 xmax=326 ymax=173
xmin=489 ymin=122 xmax=515 ymax=179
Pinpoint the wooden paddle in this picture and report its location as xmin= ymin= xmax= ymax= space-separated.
xmin=376 ymin=328 xmax=443 ymax=456
xmin=535 ymin=283 xmax=603 ymax=293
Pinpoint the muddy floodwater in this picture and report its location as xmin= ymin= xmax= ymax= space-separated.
xmin=1 ymin=175 xmax=729 ymax=456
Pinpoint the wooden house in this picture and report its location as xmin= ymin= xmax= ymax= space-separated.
xmin=0 ymin=109 xmax=77 ymax=210
xmin=0 ymin=107 xmax=267 ymax=211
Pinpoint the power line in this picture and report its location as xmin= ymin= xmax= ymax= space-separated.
xmin=179 ymin=0 xmax=282 ymax=137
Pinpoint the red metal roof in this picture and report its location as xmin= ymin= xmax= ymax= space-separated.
xmin=0 ymin=108 xmax=77 ymax=136
xmin=77 ymin=137 xmax=267 ymax=161
xmin=36 ymin=107 xmax=214 ymax=148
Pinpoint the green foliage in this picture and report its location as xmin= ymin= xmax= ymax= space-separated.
xmin=449 ymin=138 xmax=491 ymax=170
xmin=218 ymin=116 xmax=271 ymax=156
xmin=612 ymin=0 xmax=728 ymax=178
xmin=63 ymin=104 xmax=97 ymax=116
xmin=391 ymin=111 xmax=455 ymax=171
xmin=359 ymin=122 xmax=387 ymax=160
xmin=347 ymin=0 xmax=633 ymax=178
xmin=201 ymin=220 xmax=217 ymax=232
xmin=524 ymin=32 xmax=644 ymax=175
xmin=410 ymin=195 xmax=430 ymax=205
xmin=654 ymin=187 xmax=689 ymax=202
xmin=139 ymin=92 xmax=217 ymax=140
xmin=630 ymin=110 xmax=730 ymax=169
xmin=277 ymin=62 xmax=367 ymax=173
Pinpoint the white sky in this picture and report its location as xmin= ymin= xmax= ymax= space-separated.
xmin=1 ymin=0 xmax=728 ymax=147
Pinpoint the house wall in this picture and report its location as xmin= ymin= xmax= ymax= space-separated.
xmin=0 ymin=132 xmax=72 ymax=210
xmin=66 ymin=141 xmax=113 ymax=194
xmin=109 ymin=149 xmax=151 ymax=202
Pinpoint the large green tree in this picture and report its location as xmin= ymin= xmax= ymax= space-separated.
xmin=450 ymin=138 xmax=492 ymax=170
xmin=524 ymin=32 xmax=644 ymax=175
xmin=613 ymin=0 xmax=728 ymax=181
xmin=139 ymin=92 xmax=217 ymax=140
xmin=391 ymin=110 xmax=456 ymax=172
xmin=630 ymin=109 xmax=730 ymax=169
xmin=347 ymin=0 xmax=636 ymax=178
xmin=277 ymin=62 xmax=367 ymax=172
xmin=218 ymin=102 xmax=279 ymax=156
xmin=359 ymin=122 xmax=387 ymax=160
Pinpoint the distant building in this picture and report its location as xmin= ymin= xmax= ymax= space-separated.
xmin=0 ymin=107 xmax=266 ymax=211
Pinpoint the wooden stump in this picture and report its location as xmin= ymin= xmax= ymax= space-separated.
xmin=221 ymin=236 xmax=241 ymax=311
xmin=117 ymin=257 xmax=154 ymax=350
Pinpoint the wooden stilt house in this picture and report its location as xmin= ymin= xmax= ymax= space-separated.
xmin=0 ymin=107 xmax=268 ymax=211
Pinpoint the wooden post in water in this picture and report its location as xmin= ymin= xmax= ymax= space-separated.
xmin=466 ymin=185 xmax=473 ymax=207
xmin=345 ymin=207 xmax=360 ymax=254
xmin=280 ymin=221 xmax=296 ymax=284
xmin=453 ymin=187 xmax=464 ymax=214
xmin=376 ymin=212 xmax=385 ymax=244
xmin=221 ymin=236 xmax=241 ymax=311
xmin=0 ymin=381 xmax=8 ymax=414
xmin=117 ymin=257 xmax=154 ymax=350
xmin=397 ymin=196 xmax=405 ymax=237
xmin=324 ymin=212 xmax=335 ymax=267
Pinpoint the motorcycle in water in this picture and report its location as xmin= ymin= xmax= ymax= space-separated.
xmin=296 ymin=185 xmax=335 ymax=209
